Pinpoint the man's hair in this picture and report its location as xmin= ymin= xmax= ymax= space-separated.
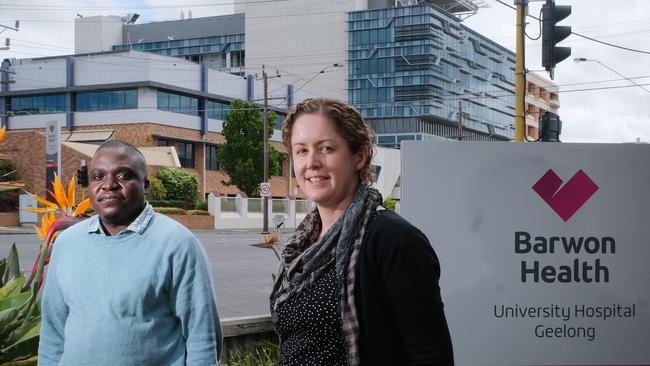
xmin=94 ymin=140 xmax=148 ymax=175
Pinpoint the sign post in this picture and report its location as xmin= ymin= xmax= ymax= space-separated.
xmin=401 ymin=142 xmax=650 ymax=366
xmin=45 ymin=120 xmax=61 ymax=201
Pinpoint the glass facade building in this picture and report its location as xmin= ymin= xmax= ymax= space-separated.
xmin=348 ymin=4 xmax=516 ymax=144
xmin=113 ymin=34 xmax=245 ymax=71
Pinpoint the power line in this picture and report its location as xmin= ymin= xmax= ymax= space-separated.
xmin=491 ymin=0 xmax=650 ymax=54
xmin=0 ymin=0 xmax=289 ymax=11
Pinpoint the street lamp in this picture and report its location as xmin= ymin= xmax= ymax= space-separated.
xmin=573 ymin=58 xmax=650 ymax=95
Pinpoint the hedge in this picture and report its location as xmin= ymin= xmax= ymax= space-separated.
xmin=153 ymin=207 xmax=186 ymax=215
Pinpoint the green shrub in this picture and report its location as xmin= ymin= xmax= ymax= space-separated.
xmin=186 ymin=209 xmax=209 ymax=216
xmin=0 ymin=244 xmax=40 ymax=366
xmin=195 ymin=200 xmax=208 ymax=211
xmin=146 ymin=177 xmax=167 ymax=201
xmin=227 ymin=341 xmax=279 ymax=366
xmin=383 ymin=196 xmax=397 ymax=211
xmin=149 ymin=200 xmax=196 ymax=210
xmin=157 ymin=168 xmax=198 ymax=202
xmin=153 ymin=207 xmax=186 ymax=215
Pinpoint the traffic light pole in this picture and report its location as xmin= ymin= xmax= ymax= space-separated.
xmin=514 ymin=0 xmax=527 ymax=143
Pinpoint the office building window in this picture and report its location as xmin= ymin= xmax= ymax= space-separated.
xmin=206 ymin=100 xmax=230 ymax=120
xmin=157 ymin=139 xmax=169 ymax=146
xmin=10 ymin=94 xmax=66 ymax=115
xmin=75 ymin=89 xmax=138 ymax=112
xmin=206 ymin=145 xmax=219 ymax=171
xmin=177 ymin=142 xmax=194 ymax=168
xmin=157 ymin=90 xmax=199 ymax=116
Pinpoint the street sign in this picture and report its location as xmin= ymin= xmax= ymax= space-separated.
xmin=274 ymin=214 xmax=284 ymax=229
xmin=401 ymin=141 xmax=650 ymax=366
xmin=45 ymin=120 xmax=61 ymax=202
xmin=260 ymin=182 xmax=271 ymax=197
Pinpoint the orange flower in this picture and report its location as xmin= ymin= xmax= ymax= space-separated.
xmin=22 ymin=174 xmax=91 ymax=292
xmin=0 ymin=125 xmax=6 ymax=144
xmin=35 ymin=211 xmax=57 ymax=241
xmin=24 ymin=174 xmax=91 ymax=217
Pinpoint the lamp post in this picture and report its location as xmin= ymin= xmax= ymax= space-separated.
xmin=573 ymin=58 xmax=650 ymax=95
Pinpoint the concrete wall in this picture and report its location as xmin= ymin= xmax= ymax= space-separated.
xmin=239 ymin=0 xmax=368 ymax=101
xmin=75 ymin=16 xmax=124 ymax=54
xmin=11 ymin=59 xmax=66 ymax=91
xmin=371 ymin=146 xmax=401 ymax=199
xmin=208 ymin=194 xmax=313 ymax=230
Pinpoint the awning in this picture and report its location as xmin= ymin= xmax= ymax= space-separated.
xmin=152 ymin=133 xmax=224 ymax=145
xmin=61 ymin=142 xmax=181 ymax=168
xmin=61 ymin=130 xmax=114 ymax=143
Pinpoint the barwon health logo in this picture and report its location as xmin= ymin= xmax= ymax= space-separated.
xmin=532 ymin=169 xmax=599 ymax=222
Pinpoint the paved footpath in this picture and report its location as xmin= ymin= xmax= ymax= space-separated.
xmin=0 ymin=227 xmax=289 ymax=319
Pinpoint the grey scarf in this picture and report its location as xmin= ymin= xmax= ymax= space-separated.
xmin=270 ymin=184 xmax=383 ymax=366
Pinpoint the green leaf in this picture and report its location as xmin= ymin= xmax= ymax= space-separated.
xmin=0 ymin=355 xmax=38 ymax=366
xmin=0 ymin=308 xmax=18 ymax=332
xmin=1 ymin=318 xmax=40 ymax=354
xmin=0 ymin=259 xmax=6 ymax=287
xmin=0 ymin=293 xmax=30 ymax=312
xmin=2 ymin=244 xmax=20 ymax=285
xmin=0 ymin=277 xmax=25 ymax=298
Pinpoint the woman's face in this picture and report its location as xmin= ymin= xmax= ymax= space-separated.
xmin=291 ymin=113 xmax=367 ymax=211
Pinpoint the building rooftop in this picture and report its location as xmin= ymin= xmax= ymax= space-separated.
xmin=397 ymin=0 xmax=489 ymax=19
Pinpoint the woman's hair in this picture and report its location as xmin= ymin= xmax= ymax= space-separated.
xmin=282 ymin=98 xmax=375 ymax=186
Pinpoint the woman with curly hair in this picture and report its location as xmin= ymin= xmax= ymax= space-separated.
xmin=270 ymin=98 xmax=454 ymax=366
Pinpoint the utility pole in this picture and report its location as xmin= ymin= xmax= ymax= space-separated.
xmin=0 ymin=21 xmax=19 ymax=51
xmin=262 ymin=65 xmax=270 ymax=234
xmin=514 ymin=0 xmax=527 ymax=142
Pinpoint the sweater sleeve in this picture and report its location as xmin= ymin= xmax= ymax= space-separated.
xmin=368 ymin=213 xmax=454 ymax=366
xmin=38 ymin=243 xmax=69 ymax=365
xmin=170 ymin=235 xmax=223 ymax=365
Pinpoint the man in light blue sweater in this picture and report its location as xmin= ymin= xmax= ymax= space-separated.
xmin=39 ymin=140 xmax=222 ymax=365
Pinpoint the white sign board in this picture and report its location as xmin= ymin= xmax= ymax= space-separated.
xmin=260 ymin=182 xmax=271 ymax=197
xmin=401 ymin=142 xmax=650 ymax=366
xmin=45 ymin=120 xmax=61 ymax=182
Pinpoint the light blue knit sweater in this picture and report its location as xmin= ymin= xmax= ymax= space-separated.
xmin=38 ymin=211 xmax=222 ymax=365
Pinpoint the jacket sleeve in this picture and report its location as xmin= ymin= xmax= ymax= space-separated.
xmin=38 ymin=244 xmax=69 ymax=365
xmin=370 ymin=217 xmax=454 ymax=365
xmin=170 ymin=235 xmax=223 ymax=365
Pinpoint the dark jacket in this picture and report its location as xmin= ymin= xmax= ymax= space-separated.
xmin=356 ymin=210 xmax=454 ymax=366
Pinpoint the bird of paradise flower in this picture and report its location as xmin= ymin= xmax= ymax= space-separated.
xmin=23 ymin=174 xmax=91 ymax=291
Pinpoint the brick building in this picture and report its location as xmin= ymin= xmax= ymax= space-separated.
xmin=524 ymin=71 xmax=560 ymax=140
xmin=0 ymin=51 xmax=306 ymax=200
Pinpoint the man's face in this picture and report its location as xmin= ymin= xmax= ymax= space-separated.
xmin=88 ymin=148 xmax=148 ymax=227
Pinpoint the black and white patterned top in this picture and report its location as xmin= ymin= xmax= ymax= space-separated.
xmin=274 ymin=263 xmax=347 ymax=366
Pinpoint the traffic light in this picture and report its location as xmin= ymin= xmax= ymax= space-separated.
xmin=542 ymin=0 xmax=572 ymax=76
xmin=77 ymin=160 xmax=88 ymax=187
xmin=540 ymin=111 xmax=562 ymax=142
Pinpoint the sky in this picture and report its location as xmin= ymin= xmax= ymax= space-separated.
xmin=1 ymin=0 xmax=649 ymax=143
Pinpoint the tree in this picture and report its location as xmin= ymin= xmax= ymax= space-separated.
xmin=217 ymin=99 xmax=283 ymax=197
xmin=383 ymin=196 xmax=397 ymax=211
xmin=145 ymin=176 xmax=167 ymax=201
xmin=157 ymin=167 xmax=198 ymax=202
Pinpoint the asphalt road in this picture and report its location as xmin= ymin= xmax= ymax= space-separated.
xmin=0 ymin=228 xmax=287 ymax=319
